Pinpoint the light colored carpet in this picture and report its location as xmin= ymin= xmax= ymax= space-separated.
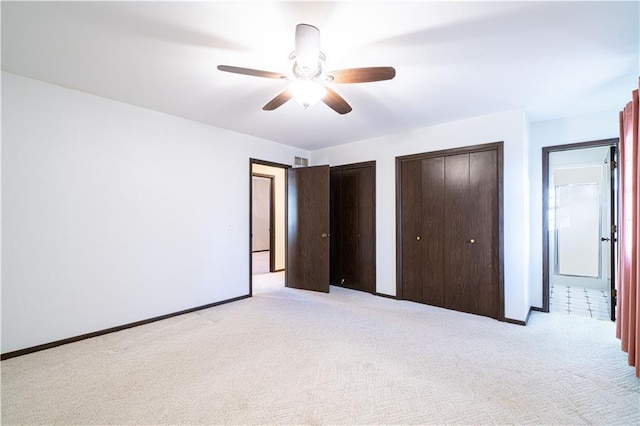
xmin=2 ymin=273 xmax=639 ymax=425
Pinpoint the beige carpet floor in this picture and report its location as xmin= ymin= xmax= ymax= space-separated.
xmin=2 ymin=272 xmax=639 ymax=425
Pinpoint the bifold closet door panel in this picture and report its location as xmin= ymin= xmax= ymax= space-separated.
xmin=329 ymin=170 xmax=343 ymax=285
xmin=330 ymin=162 xmax=376 ymax=293
xmin=421 ymin=157 xmax=445 ymax=307
xmin=357 ymin=166 xmax=375 ymax=293
xmin=443 ymin=153 xmax=473 ymax=314
xmin=341 ymin=169 xmax=360 ymax=289
xmin=469 ymin=150 xmax=499 ymax=319
xmin=400 ymin=159 xmax=423 ymax=302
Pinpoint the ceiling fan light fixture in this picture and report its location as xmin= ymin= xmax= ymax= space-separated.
xmin=217 ymin=23 xmax=395 ymax=114
xmin=289 ymin=80 xmax=327 ymax=109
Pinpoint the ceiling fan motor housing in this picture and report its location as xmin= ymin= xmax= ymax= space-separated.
xmin=289 ymin=51 xmax=326 ymax=80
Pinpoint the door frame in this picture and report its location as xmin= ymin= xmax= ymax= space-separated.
xmin=249 ymin=159 xmax=291 ymax=296
xmin=395 ymin=141 xmax=505 ymax=321
xmin=541 ymin=138 xmax=618 ymax=313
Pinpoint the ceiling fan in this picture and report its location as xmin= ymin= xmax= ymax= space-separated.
xmin=217 ymin=24 xmax=396 ymax=114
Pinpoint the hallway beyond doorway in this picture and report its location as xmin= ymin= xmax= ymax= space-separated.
xmin=252 ymin=251 xmax=270 ymax=275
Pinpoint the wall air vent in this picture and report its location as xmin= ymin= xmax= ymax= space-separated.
xmin=294 ymin=156 xmax=309 ymax=167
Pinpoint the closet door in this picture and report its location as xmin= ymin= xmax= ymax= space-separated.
xmin=396 ymin=143 xmax=503 ymax=320
xmin=443 ymin=150 xmax=500 ymax=317
xmin=400 ymin=159 xmax=423 ymax=302
xmin=469 ymin=150 xmax=499 ymax=319
xmin=330 ymin=162 xmax=376 ymax=294
xmin=340 ymin=169 xmax=359 ymax=289
xmin=421 ymin=157 xmax=445 ymax=307
xmin=329 ymin=170 xmax=343 ymax=285
xmin=444 ymin=153 xmax=473 ymax=314
xmin=357 ymin=165 xmax=375 ymax=293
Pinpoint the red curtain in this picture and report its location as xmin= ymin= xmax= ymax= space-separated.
xmin=617 ymin=78 xmax=640 ymax=378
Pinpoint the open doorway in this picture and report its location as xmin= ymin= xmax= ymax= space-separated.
xmin=250 ymin=159 xmax=289 ymax=295
xmin=542 ymin=139 xmax=618 ymax=321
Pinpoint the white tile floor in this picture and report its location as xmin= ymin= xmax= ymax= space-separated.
xmin=550 ymin=284 xmax=611 ymax=321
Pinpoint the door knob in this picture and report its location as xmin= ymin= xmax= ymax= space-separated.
xmin=416 ymin=236 xmax=421 ymax=241
xmin=321 ymin=233 xmax=329 ymax=238
xmin=469 ymin=238 xmax=475 ymax=244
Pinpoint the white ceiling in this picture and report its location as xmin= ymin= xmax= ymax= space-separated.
xmin=2 ymin=1 xmax=638 ymax=150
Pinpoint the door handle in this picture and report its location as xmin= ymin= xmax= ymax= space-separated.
xmin=468 ymin=238 xmax=475 ymax=244
xmin=601 ymin=237 xmax=610 ymax=242
xmin=321 ymin=233 xmax=329 ymax=238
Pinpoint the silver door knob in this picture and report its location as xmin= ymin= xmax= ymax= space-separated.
xmin=469 ymin=238 xmax=475 ymax=244
xmin=416 ymin=236 xmax=421 ymax=241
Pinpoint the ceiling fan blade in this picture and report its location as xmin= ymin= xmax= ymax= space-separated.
xmin=326 ymin=67 xmax=396 ymax=84
xmin=263 ymin=89 xmax=293 ymax=111
xmin=295 ymin=24 xmax=320 ymax=72
xmin=217 ymin=65 xmax=286 ymax=80
xmin=322 ymin=87 xmax=352 ymax=114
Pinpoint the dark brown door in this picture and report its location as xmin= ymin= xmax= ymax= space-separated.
xmin=356 ymin=164 xmax=375 ymax=293
xmin=286 ymin=165 xmax=330 ymax=293
xmin=329 ymin=170 xmax=343 ymax=286
xmin=397 ymin=143 xmax=502 ymax=320
xmin=400 ymin=159 xmax=423 ymax=303
xmin=443 ymin=150 xmax=499 ymax=318
xmin=400 ymin=157 xmax=446 ymax=306
xmin=443 ymin=151 xmax=499 ymax=318
xmin=329 ymin=162 xmax=376 ymax=294
xmin=330 ymin=167 xmax=358 ymax=290
xmin=469 ymin=150 xmax=499 ymax=319
xmin=444 ymin=153 xmax=473 ymax=314
xmin=421 ymin=157 xmax=445 ymax=307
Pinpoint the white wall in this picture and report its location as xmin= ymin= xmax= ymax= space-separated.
xmin=312 ymin=109 xmax=531 ymax=322
xmin=522 ymin=116 xmax=532 ymax=315
xmin=251 ymin=164 xmax=286 ymax=271
xmin=1 ymin=72 xmax=308 ymax=353
xmin=528 ymin=109 xmax=619 ymax=308
xmin=4 ymin=72 xmax=621 ymax=353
